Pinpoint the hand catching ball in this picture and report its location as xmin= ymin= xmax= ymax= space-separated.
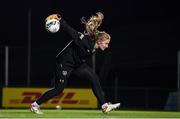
xmin=45 ymin=14 xmax=61 ymax=33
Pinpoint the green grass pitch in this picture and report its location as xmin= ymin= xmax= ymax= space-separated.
xmin=0 ymin=109 xmax=180 ymax=118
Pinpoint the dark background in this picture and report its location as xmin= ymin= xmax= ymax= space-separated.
xmin=0 ymin=0 xmax=180 ymax=109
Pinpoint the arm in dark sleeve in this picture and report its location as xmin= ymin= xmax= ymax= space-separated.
xmin=60 ymin=19 xmax=93 ymax=49
xmin=60 ymin=19 xmax=80 ymax=40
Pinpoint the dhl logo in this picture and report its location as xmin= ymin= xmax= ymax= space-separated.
xmin=10 ymin=91 xmax=89 ymax=105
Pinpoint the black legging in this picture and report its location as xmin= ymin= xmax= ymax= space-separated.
xmin=36 ymin=63 xmax=106 ymax=105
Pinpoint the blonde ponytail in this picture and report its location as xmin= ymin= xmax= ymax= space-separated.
xmin=82 ymin=12 xmax=104 ymax=36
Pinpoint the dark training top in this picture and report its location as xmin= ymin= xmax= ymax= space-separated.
xmin=56 ymin=19 xmax=96 ymax=68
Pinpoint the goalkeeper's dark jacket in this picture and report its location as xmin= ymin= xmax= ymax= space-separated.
xmin=56 ymin=19 xmax=96 ymax=68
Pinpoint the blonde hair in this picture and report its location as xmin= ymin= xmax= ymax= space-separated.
xmin=81 ymin=12 xmax=104 ymax=36
xmin=95 ymin=31 xmax=111 ymax=42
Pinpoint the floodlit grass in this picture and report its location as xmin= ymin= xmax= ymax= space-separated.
xmin=0 ymin=109 xmax=180 ymax=118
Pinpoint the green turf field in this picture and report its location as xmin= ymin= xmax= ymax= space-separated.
xmin=0 ymin=109 xmax=180 ymax=118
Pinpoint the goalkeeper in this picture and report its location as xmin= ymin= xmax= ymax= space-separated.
xmin=30 ymin=12 xmax=120 ymax=114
